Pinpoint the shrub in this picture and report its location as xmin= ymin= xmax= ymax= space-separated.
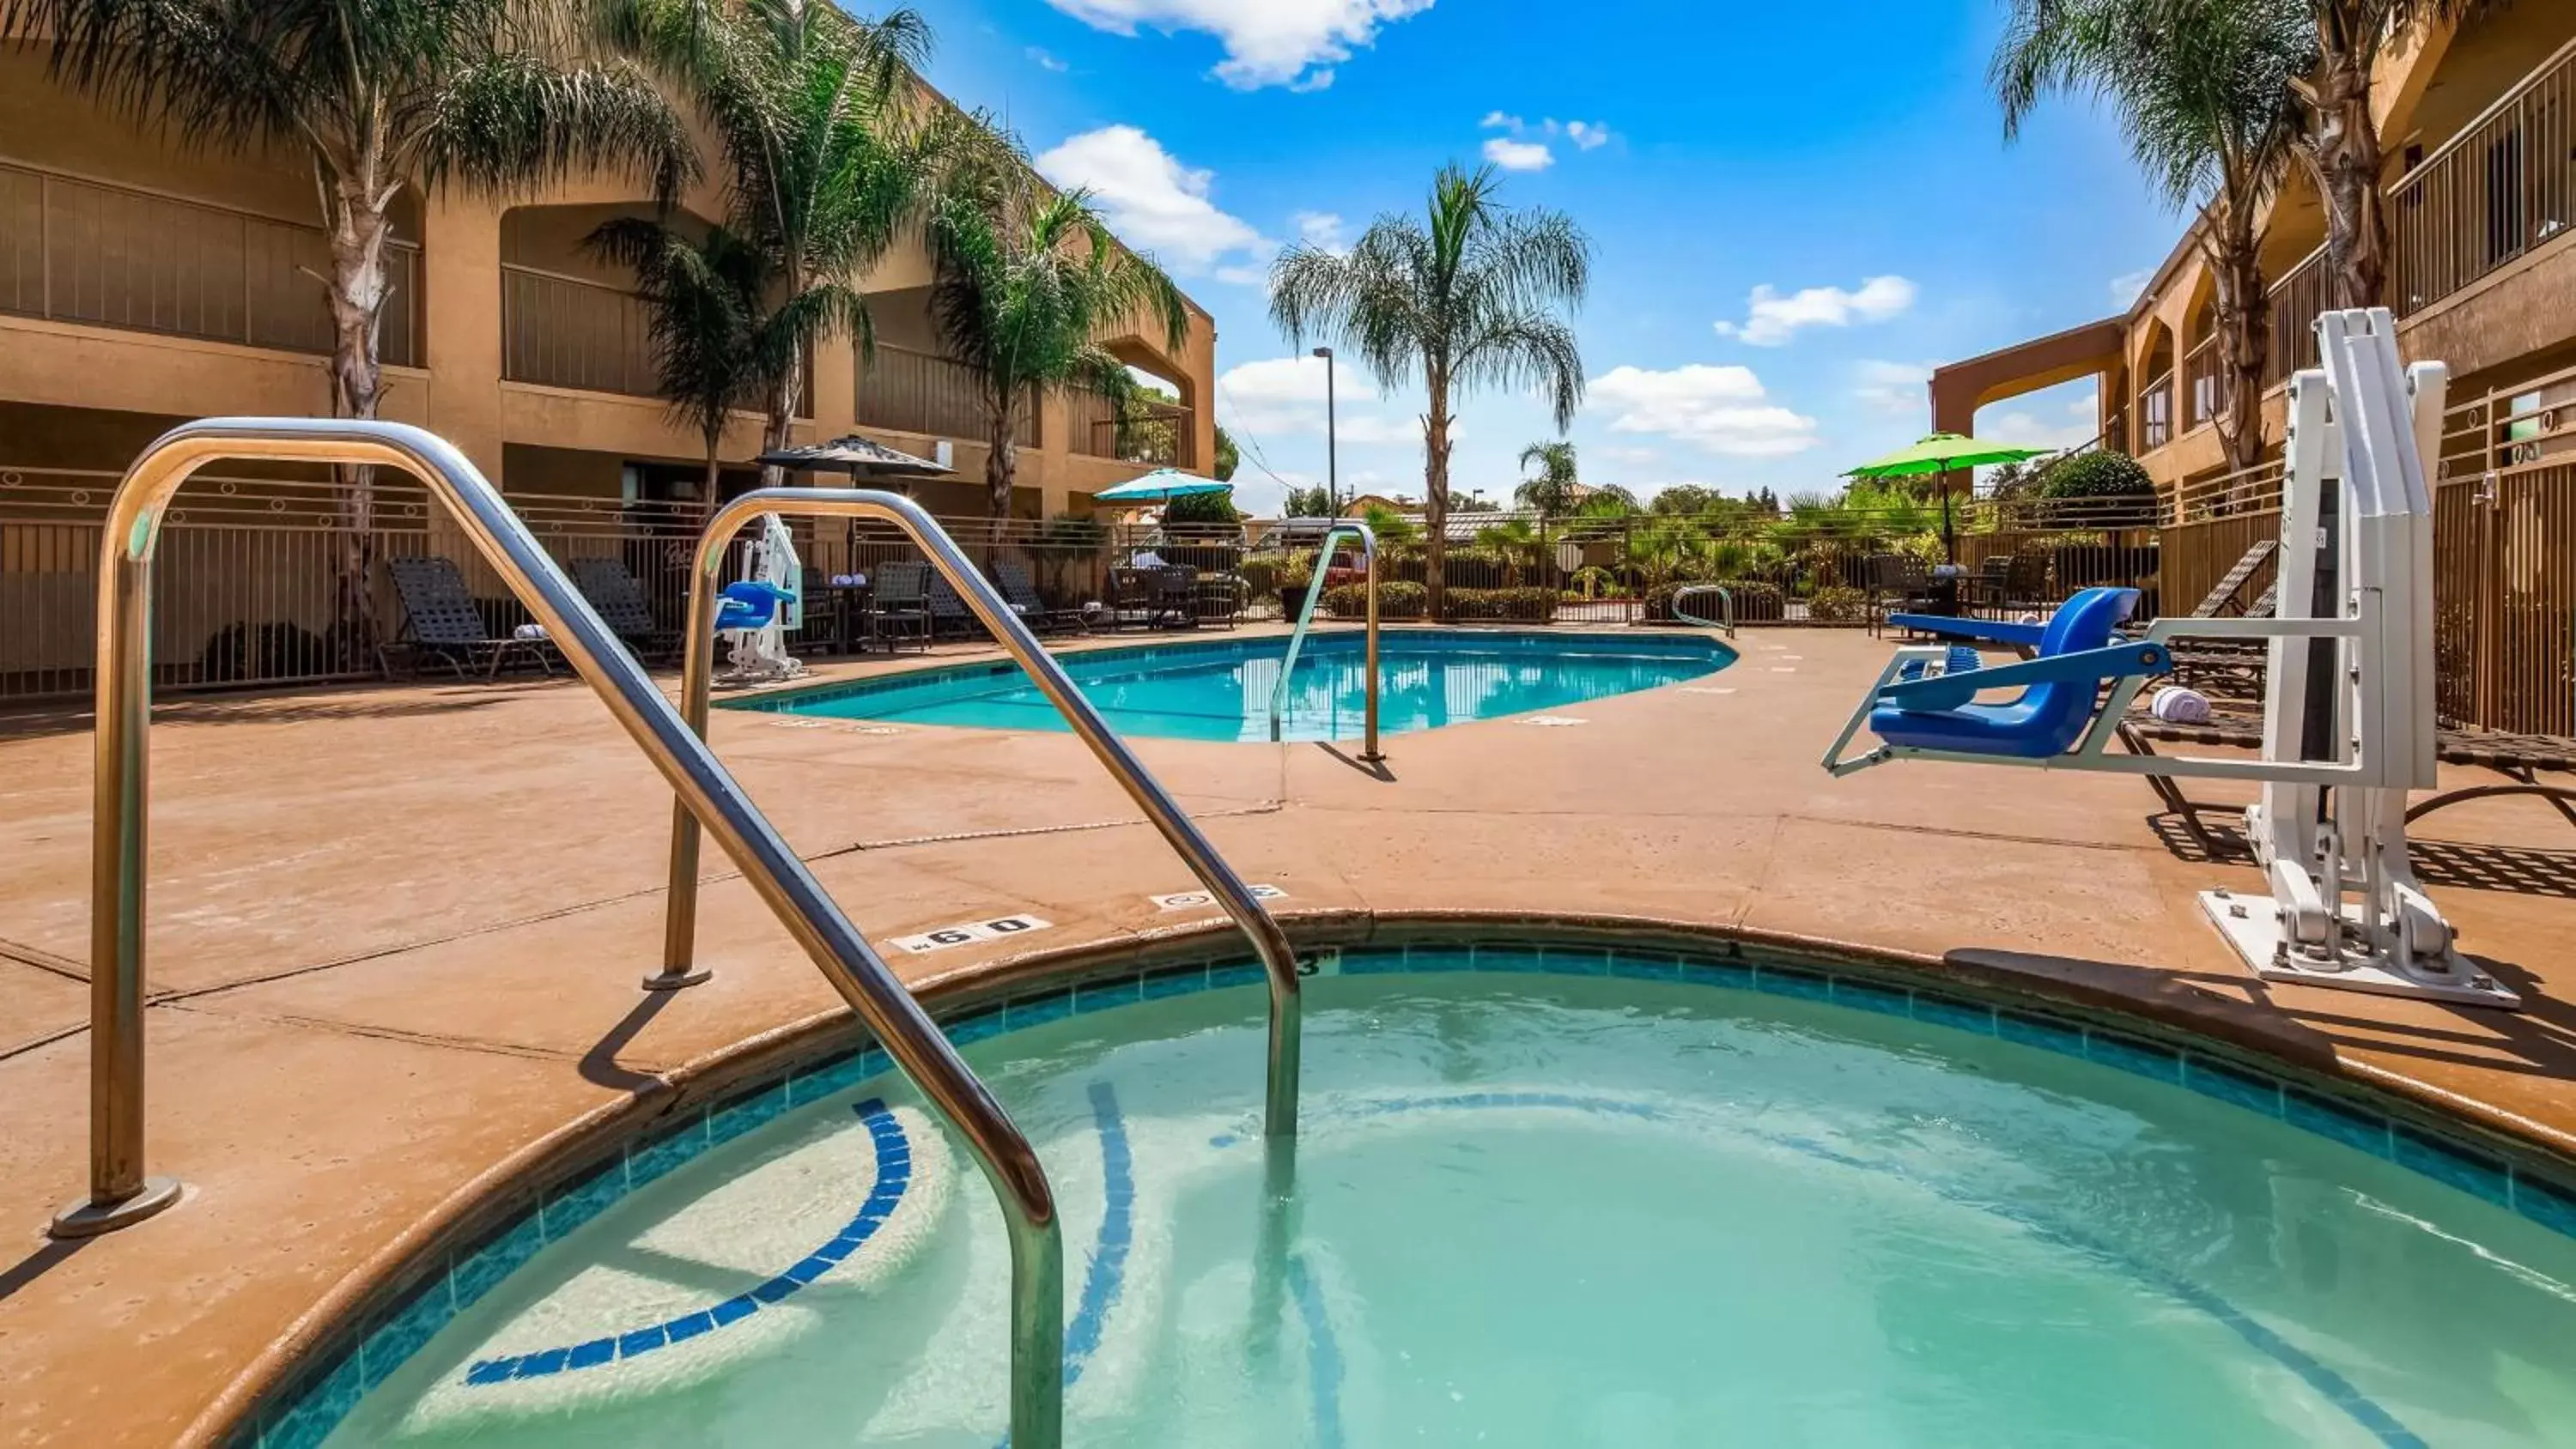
xmin=1643 ymin=580 xmax=1783 ymax=624
xmin=1807 ymin=585 xmax=1871 ymax=624
xmin=1236 ymin=551 xmax=1291 ymax=600
xmin=1443 ymin=586 xmax=1557 ymax=621
xmin=1159 ymin=489 xmax=1242 ymax=530
xmin=1440 ymin=546 xmax=1516 ymax=587
xmin=2038 ymin=450 xmax=2154 ymax=500
xmin=1324 ymin=579 xmax=1427 ymax=620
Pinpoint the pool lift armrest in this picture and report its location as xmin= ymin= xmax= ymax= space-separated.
xmin=1883 ymin=612 xmax=2049 ymax=648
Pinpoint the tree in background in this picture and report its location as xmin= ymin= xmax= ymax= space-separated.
xmin=928 ymin=155 xmax=1188 ymax=518
xmin=586 ymin=221 xmax=771 ymax=500
xmin=1272 ymin=164 xmax=1589 ymax=618
xmin=1282 ymin=482 xmax=1336 ymax=517
xmin=611 ymin=0 xmax=950 ymax=488
xmin=1514 ymin=440 xmax=1584 ymax=517
xmin=2294 ymin=0 xmax=2486 ymax=308
xmin=1996 ymin=0 xmax=2311 ymax=472
xmin=4 ymin=0 xmax=695 ymax=657
xmin=1213 ymin=426 xmax=1240 ymax=481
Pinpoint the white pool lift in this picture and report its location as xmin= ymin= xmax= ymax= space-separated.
xmin=1823 ymin=308 xmax=2516 ymax=1009
xmin=715 ymin=510 xmax=805 ymax=688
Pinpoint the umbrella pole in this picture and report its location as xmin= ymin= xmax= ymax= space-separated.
xmin=1940 ymin=475 xmax=1955 ymax=563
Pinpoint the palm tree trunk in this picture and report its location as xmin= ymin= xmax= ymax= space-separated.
xmin=319 ymin=164 xmax=392 ymax=671
xmin=1423 ymin=383 xmax=1452 ymax=621
xmin=760 ymin=360 xmax=799 ymax=493
xmin=2309 ymin=21 xmax=2389 ymax=309
xmin=987 ymin=395 xmax=1019 ymax=520
xmin=2207 ymin=205 xmax=2272 ymax=474
xmin=702 ymin=433 xmax=725 ymax=503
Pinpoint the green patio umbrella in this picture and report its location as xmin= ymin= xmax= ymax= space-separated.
xmin=1844 ymin=432 xmax=2054 ymax=560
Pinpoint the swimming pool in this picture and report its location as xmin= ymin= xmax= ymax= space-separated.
xmin=307 ymin=939 xmax=2576 ymax=1448
xmin=733 ymin=631 xmax=1733 ymax=743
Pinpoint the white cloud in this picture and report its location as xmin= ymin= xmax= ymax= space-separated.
xmin=1034 ymin=125 xmax=1271 ymax=276
xmin=1483 ymin=137 xmax=1553 ymax=172
xmin=2111 ymin=268 xmax=2155 ymax=309
xmin=1602 ymin=445 xmax=1661 ymax=465
xmin=1853 ymin=360 xmax=1932 ymax=416
xmin=1711 ymin=275 xmax=1917 ymax=347
xmin=1564 ymin=120 xmax=1613 ymax=150
xmin=1218 ymin=355 xmax=1438 ymax=450
xmin=1292 ymin=209 xmax=1347 ymax=253
xmin=1981 ymin=386 xmax=2103 ymax=453
xmin=1025 ymin=45 xmax=1070 ymax=71
xmin=1042 ymin=0 xmax=1435 ymax=90
xmin=1476 ymin=113 xmax=1612 ymax=169
xmin=1586 ymin=364 xmax=1820 ymax=457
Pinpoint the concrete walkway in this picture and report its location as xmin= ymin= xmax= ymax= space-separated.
xmin=3 ymin=624 xmax=2573 ymax=1445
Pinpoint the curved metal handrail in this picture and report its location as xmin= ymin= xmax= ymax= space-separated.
xmin=659 ymin=490 xmax=1304 ymax=1151
xmin=63 ymin=424 xmax=1066 ymax=1449
xmin=1267 ymin=520 xmax=1381 ymax=761
xmin=1672 ymin=584 xmax=1737 ymax=639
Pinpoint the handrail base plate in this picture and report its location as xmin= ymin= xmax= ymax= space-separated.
xmin=50 ymin=1175 xmax=181 ymax=1239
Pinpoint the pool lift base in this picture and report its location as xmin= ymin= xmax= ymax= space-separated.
xmin=640 ymin=967 xmax=713 ymax=991
xmin=2199 ymin=888 xmax=2518 ymax=1009
xmin=50 ymin=1175 xmax=181 ymax=1239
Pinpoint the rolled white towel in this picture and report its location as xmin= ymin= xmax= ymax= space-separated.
xmin=2017 ymin=610 xmax=2044 ymax=626
xmin=831 ymin=572 xmax=867 ymax=587
xmin=2150 ymin=685 xmax=2212 ymax=724
xmin=513 ymin=622 xmax=550 ymax=641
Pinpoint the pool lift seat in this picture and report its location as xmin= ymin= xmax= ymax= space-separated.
xmin=1822 ymin=308 xmax=2515 ymax=1010
xmin=714 ymin=511 xmax=805 ymax=687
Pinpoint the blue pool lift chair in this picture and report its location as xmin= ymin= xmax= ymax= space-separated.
xmin=1822 ymin=587 xmax=2176 ymax=773
xmin=714 ymin=579 xmax=795 ymax=632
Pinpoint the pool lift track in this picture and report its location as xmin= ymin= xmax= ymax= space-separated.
xmin=58 ymin=437 xmax=1307 ymax=1449
xmin=1267 ymin=518 xmax=1382 ymax=761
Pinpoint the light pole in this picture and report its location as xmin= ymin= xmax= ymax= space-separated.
xmin=1312 ymin=346 xmax=1338 ymax=514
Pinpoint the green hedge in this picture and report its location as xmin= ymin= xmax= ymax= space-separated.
xmin=1322 ymin=580 xmax=1428 ymax=620
xmin=1807 ymin=585 xmax=1871 ymax=623
xmin=1443 ymin=586 xmax=1557 ymax=621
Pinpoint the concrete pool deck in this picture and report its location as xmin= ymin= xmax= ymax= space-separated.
xmin=3 ymin=622 xmax=2574 ymax=1444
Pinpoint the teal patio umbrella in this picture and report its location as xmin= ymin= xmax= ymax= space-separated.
xmin=1844 ymin=432 xmax=2053 ymax=560
xmin=1091 ymin=469 xmax=1230 ymax=505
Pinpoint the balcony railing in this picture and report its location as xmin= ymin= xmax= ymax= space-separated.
xmin=854 ymin=343 xmax=1030 ymax=446
xmin=2264 ymin=246 xmax=2330 ymax=386
xmin=2137 ymin=369 xmax=2176 ymax=452
xmin=1066 ymin=391 xmax=1196 ymax=468
xmin=0 ymin=161 xmax=421 ymax=367
xmin=2390 ymin=34 xmax=2576 ymax=317
xmin=501 ymin=264 xmax=656 ymax=397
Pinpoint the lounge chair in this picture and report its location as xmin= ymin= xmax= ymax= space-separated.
xmin=2184 ymin=539 xmax=2276 ymax=619
xmin=568 ymin=555 xmax=675 ymax=664
xmin=925 ymin=570 xmax=981 ymax=640
xmin=872 ymin=561 xmax=933 ymax=652
xmin=380 ymin=555 xmax=557 ymax=680
xmin=991 ymin=560 xmax=1084 ymax=635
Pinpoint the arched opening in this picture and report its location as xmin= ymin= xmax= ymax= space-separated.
xmin=2136 ymin=320 xmax=2177 ymax=452
xmin=2184 ymin=282 xmax=2221 ymax=432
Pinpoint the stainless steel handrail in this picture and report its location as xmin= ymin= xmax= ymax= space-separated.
xmin=60 ymin=424 xmax=1067 ymax=1449
xmin=658 ymin=489 xmax=1304 ymax=1150
xmin=1267 ymin=521 xmax=1381 ymax=761
xmin=1673 ymin=584 xmax=1737 ymax=639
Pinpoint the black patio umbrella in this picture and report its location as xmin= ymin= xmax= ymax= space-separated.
xmin=754 ymin=433 xmax=953 ymax=482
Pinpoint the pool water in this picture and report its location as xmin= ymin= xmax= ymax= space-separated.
xmin=737 ymin=631 xmax=1732 ymax=743
xmin=331 ymin=961 xmax=2576 ymax=1447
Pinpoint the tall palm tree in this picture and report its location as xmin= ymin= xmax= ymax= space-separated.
xmin=2296 ymin=0 xmax=2486 ymax=308
xmin=1272 ymin=164 xmax=1590 ymax=619
xmin=1515 ymin=440 xmax=1583 ymax=517
xmin=1996 ymin=0 xmax=2312 ymax=472
xmin=926 ymin=161 xmax=1188 ymax=518
xmin=586 ymin=219 xmax=771 ymax=500
xmin=611 ymin=0 xmax=950 ymax=487
xmin=3 ymin=0 xmax=695 ymax=650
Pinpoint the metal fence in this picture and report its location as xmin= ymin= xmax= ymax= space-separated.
xmin=1065 ymin=392 xmax=1195 ymax=469
xmin=0 ymin=159 xmax=422 ymax=368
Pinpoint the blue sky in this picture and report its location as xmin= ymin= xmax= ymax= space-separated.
xmin=910 ymin=0 xmax=2183 ymax=513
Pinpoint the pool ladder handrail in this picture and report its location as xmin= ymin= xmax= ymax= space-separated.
xmin=63 ymin=425 xmax=1071 ymax=1449
xmin=1267 ymin=519 xmax=1382 ymax=761
xmin=659 ymin=488 xmax=1304 ymax=1141
xmin=1672 ymin=584 xmax=1737 ymax=639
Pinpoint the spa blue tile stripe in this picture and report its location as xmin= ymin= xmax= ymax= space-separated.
xmin=996 ymin=1082 xmax=1137 ymax=1448
xmin=458 ymin=1099 xmax=911 ymax=1387
xmin=1287 ymin=1252 xmax=1347 ymax=1449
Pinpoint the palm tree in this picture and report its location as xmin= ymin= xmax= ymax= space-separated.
xmin=2295 ymin=1 xmax=2487 ymax=308
xmin=927 ymin=162 xmax=1188 ymax=518
xmin=1272 ymin=164 xmax=1590 ymax=618
xmin=1515 ymin=440 xmax=1583 ymax=517
xmin=1996 ymin=0 xmax=2312 ymax=472
xmin=586 ymin=220 xmax=771 ymax=500
xmin=611 ymin=0 xmax=950 ymax=488
xmin=4 ymin=0 xmax=695 ymax=651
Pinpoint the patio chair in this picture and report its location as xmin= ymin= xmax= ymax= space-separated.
xmin=1107 ymin=567 xmax=1159 ymax=630
xmin=568 ymin=555 xmax=676 ymax=664
xmin=1194 ymin=572 xmax=1245 ymax=629
xmin=925 ymin=569 xmax=983 ymax=640
xmin=991 ymin=559 xmax=1084 ymax=635
xmin=380 ymin=555 xmax=558 ymax=680
xmin=1152 ymin=565 xmax=1200 ymax=628
xmin=872 ymin=560 xmax=933 ymax=652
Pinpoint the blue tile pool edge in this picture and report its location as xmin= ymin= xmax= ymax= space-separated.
xmin=236 ymin=934 xmax=2576 ymax=1448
